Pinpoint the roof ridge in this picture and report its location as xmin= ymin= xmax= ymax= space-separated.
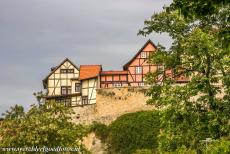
xmin=80 ymin=64 xmax=102 ymax=66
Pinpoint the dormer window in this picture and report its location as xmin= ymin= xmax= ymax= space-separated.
xmin=60 ymin=69 xmax=74 ymax=74
xmin=140 ymin=52 xmax=147 ymax=58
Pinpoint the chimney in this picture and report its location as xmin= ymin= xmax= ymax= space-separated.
xmin=51 ymin=67 xmax=56 ymax=71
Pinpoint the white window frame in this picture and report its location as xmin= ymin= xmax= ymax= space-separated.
xmin=157 ymin=65 xmax=165 ymax=72
xmin=140 ymin=52 xmax=147 ymax=58
xmin=135 ymin=67 xmax=142 ymax=74
xmin=113 ymin=83 xmax=122 ymax=88
xmin=139 ymin=82 xmax=145 ymax=86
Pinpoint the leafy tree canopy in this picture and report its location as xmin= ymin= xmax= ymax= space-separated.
xmin=0 ymin=102 xmax=88 ymax=153
xmin=139 ymin=0 xmax=230 ymax=152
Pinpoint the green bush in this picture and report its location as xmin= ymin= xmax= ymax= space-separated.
xmin=133 ymin=149 xmax=153 ymax=154
xmin=206 ymin=138 xmax=230 ymax=154
xmin=90 ymin=121 xmax=109 ymax=142
xmin=107 ymin=111 xmax=161 ymax=154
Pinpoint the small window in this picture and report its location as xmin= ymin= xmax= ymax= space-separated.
xmin=82 ymin=96 xmax=88 ymax=105
xmin=63 ymin=98 xmax=71 ymax=106
xmin=75 ymin=83 xmax=81 ymax=92
xmin=61 ymin=86 xmax=71 ymax=95
xmin=67 ymin=69 xmax=74 ymax=73
xmin=157 ymin=65 xmax=164 ymax=72
xmin=135 ymin=67 xmax=142 ymax=74
xmin=60 ymin=69 xmax=67 ymax=73
xmin=67 ymin=87 xmax=71 ymax=94
xmin=113 ymin=83 xmax=122 ymax=88
xmin=139 ymin=82 xmax=145 ymax=86
xmin=60 ymin=69 xmax=74 ymax=74
xmin=140 ymin=52 xmax=147 ymax=58
xmin=56 ymin=98 xmax=71 ymax=106
xmin=61 ymin=87 xmax=67 ymax=95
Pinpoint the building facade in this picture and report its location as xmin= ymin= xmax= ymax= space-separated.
xmin=42 ymin=40 xmax=189 ymax=106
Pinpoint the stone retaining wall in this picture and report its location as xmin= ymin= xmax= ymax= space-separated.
xmin=72 ymin=87 xmax=154 ymax=124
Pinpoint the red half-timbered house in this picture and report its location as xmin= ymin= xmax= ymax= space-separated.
xmin=100 ymin=71 xmax=128 ymax=88
xmin=123 ymin=40 xmax=158 ymax=86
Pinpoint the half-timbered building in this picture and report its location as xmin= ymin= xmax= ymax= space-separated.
xmin=79 ymin=65 xmax=102 ymax=105
xmin=43 ymin=58 xmax=81 ymax=106
xmin=42 ymin=40 xmax=189 ymax=106
xmin=43 ymin=59 xmax=102 ymax=106
xmin=123 ymin=40 xmax=158 ymax=86
xmin=100 ymin=71 xmax=128 ymax=88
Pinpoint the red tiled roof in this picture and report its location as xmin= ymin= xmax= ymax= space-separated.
xmin=79 ymin=65 xmax=102 ymax=80
xmin=100 ymin=70 xmax=128 ymax=75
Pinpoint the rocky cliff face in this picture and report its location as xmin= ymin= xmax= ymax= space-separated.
xmin=72 ymin=87 xmax=154 ymax=125
xmin=82 ymin=132 xmax=107 ymax=154
xmin=72 ymin=87 xmax=154 ymax=153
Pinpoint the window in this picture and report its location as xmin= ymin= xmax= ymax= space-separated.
xmin=75 ymin=83 xmax=81 ymax=92
xmin=56 ymin=98 xmax=71 ymax=106
xmin=113 ymin=83 xmax=122 ymax=88
xmin=60 ymin=69 xmax=74 ymax=74
xmin=135 ymin=67 xmax=142 ymax=74
xmin=82 ymin=96 xmax=88 ymax=105
xmin=139 ymin=82 xmax=145 ymax=86
xmin=140 ymin=52 xmax=147 ymax=58
xmin=157 ymin=65 xmax=165 ymax=72
xmin=61 ymin=86 xmax=71 ymax=95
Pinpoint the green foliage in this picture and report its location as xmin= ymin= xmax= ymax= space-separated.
xmin=90 ymin=122 xmax=109 ymax=142
xmin=169 ymin=0 xmax=229 ymax=19
xmin=2 ymin=104 xmax=25 ymax=120
xmin=33 ymin=91 xmax=46 ymax=106
xmin=206 ymin=138 xmax=230 ymax=154
xmin=107 ymin=111 xmax=161 ymax=154
xmin=133 ymin=149 xmax=153 ymax=154
xmin=139 ymin=0 xmax=230 ymax=153
xmin=0 ymin=101 xmax=88 ymax=153
xmin=168 ymin=146 xmax=196 ymax=154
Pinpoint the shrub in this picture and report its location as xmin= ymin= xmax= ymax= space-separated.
xmin=133 ymin=149 xmax=153 ymax=154
xmin=90 ymin=121 xmax=109 ymax=142
xmin=206 ymin=138 xmax=230 ymax=154
xmin=107 ymin=111 xmax=161 ymax=154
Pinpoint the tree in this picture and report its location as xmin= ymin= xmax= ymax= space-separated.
xmin=2 ymin=104 xmax=25 ymax=120
xmin=0 ymin=102 xmax=88 ymax=153
xmin=206 ymin=138 xmax=230 ymax=154
xmin=169 ymin=0 xmax=229 ymax=19
xmin=107 ymin=111 xmax=161 ymax=154
xmin=139 ymin=1 xmax=229 ymax=152
xmin=33 ymin=91 xmax=46 ymax=106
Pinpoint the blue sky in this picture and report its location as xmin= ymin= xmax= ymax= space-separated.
xmin=0 ymin=0 xmax=172 ymax=115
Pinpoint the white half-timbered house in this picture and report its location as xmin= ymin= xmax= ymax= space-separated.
xmin=43 ymin=59 xmax=101 ymax=106
xmin=43 ymin=58 xmax=82 ymax=106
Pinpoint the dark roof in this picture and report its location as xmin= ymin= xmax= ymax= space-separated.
xmin=79 ymin=65 xmax=102 ymax=80
xmin=123 ymin=39 xmax=157 ymax=70
xmin=42 ymin=58 xmax=79 ymax=89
